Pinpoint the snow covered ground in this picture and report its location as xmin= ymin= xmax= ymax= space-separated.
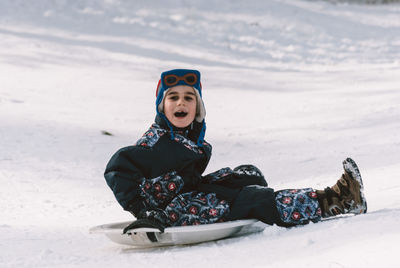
xmin=1 ymin=0 xmax=400 ymax=267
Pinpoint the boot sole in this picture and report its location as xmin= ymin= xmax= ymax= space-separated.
xmin=342 ymin=158 xmax=367 ymax=214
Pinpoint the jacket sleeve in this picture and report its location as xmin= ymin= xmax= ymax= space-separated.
xmin=104 ymin=146 xmax=194 ymax=216
xmin=104 ymin=146 xmax=147 ymax=214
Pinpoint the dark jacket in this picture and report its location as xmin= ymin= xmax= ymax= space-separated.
xmin=105 ymin=116 xmax=212 ymax=214
xmin=104 ymin=116 xmax=281 ymax=225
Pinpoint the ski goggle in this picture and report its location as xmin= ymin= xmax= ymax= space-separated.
xmin=163 ymin=73 xmax=198 ymax=87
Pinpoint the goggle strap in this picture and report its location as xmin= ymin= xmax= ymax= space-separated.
xmin=156 ymin=79 xmax=161 ymax=97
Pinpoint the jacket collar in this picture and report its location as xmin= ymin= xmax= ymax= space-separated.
xmin=154 ymin=115 xmax=202 ymax=142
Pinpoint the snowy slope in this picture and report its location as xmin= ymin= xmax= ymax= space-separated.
xmin=1 ymin=0 xmax=400 ymax=267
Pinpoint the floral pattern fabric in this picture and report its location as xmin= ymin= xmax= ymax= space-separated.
xmin=202 ymin=167 xmax=234 ymax=183
xmin=275 ymin=188 xmax=322 ymax=225
xmin=165 ymin=192 xmax=230 ymax=226
xmin=136 ymin=124 xmax=211 ymax=154
xmin=139 ymin=171 xmax=184 ymax=209
xmin=136 ymin=124 xmax=167 ymax=148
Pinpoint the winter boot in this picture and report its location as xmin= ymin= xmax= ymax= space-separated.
xmin=316 ymin=158 xmax=367 ymax=218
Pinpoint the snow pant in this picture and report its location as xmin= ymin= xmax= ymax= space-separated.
xmin=226 ymin=186 xmax=322 ymax=227
xmin=149 ymin=186 xmax=322 ymax=228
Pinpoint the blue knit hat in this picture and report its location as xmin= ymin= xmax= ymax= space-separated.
xmin=155 ymin=69 xmax=206 ymax=146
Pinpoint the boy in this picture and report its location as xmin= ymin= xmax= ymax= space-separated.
xmin=104 ymin=69 xmax=367 ymax=232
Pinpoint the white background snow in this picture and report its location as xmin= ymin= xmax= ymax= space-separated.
xmin=1 ymin=0 xmax=400 ymax=267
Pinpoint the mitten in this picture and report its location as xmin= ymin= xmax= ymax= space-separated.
xmin=139 ymin=171 xmax=184 ymax=208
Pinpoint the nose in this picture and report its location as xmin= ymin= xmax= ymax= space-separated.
xmin=177 ymin=96 xmax=185 ymax=106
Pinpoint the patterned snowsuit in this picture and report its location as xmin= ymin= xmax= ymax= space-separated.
xmin=105 ymin=116 xmax=322 ymax=227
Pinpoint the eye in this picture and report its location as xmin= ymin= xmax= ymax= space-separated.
xmin=168 ymin=95 xmax=179 ymax=101
xmin=185 ymin=96 xmax=194 ymax=101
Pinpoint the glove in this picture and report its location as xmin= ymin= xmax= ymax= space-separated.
xmin=123 ymin=218 xmax=165 ymax=234
xmin=232 ymin=164 xmax=268 ymax=187
xmin=203 ymin=165 xmax=268 ymax=189
xmin=124 ymin=209 xmax=168 ymax=234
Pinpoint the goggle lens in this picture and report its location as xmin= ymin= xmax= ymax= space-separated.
xmin=185 ymin=74 xmax=196 ymax=84
xmin=165 ymin=76 xmax=177 ymax=85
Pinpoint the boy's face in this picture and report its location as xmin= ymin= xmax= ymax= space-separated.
xmin=163 ymin=85 xmax=197 ymax=128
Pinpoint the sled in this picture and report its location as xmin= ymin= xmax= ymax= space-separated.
xmin=90 ymin=219 xmax=264 ymax=248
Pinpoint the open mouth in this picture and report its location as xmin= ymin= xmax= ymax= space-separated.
xmin=174 ymin=111 xmax=188 ymax=118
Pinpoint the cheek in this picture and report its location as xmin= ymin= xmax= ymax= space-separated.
xmin=189 ymin=102 xmax=197 ymax=115
xmin=163 ymin=100 xmax=173 ymax=114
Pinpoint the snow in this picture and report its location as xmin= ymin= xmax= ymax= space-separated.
xmin=1 ymin=0 xmax=400 ymax=267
